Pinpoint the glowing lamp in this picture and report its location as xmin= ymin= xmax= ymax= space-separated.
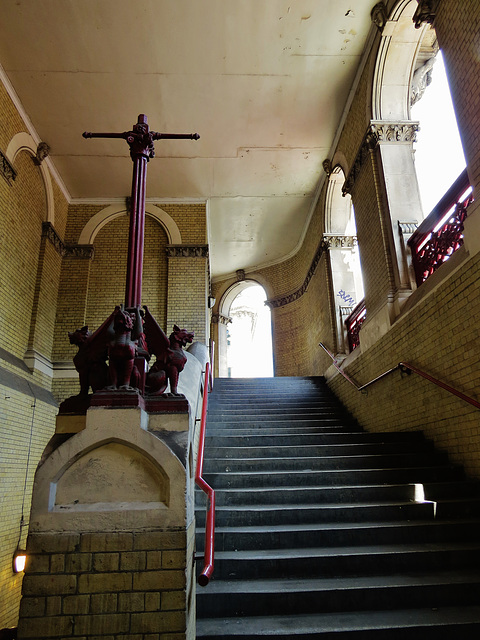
xmin=13 ymin=549 xmax=27 ymax=573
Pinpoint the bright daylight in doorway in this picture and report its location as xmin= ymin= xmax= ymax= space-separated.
xmin=226 ymin=285 xmax=274 ymax=378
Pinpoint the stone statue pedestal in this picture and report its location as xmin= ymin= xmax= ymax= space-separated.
xmin=18 ymin=400 xmax=196 ymax=639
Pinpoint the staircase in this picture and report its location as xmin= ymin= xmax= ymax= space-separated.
xmin=195 ymin=376 xmax=480 ymax=639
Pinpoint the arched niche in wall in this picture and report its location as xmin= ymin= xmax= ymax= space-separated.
xmin=80 ymin=204 xmax=178 ymax=329
xmin=324 ymin=166 xmax=364 ymax=354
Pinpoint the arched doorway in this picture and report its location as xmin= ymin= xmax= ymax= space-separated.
xmin=217 ymin=281 xmax=273 ymax=378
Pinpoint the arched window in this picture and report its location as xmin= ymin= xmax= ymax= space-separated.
xmin=324 ymin=166 xmax=364 ymax=354
xmin=411 ymin=49 xmax=466 ymax=215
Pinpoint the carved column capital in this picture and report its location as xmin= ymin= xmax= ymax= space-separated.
xmin=343 ymin=122 xmax=419 ymax=196
xmin=211 ymin=313 xmax=232 ymax=325
xmin=33 ymin=142 xmax=50 ymax=166
xmin=370 ymin=121 xmax=419 ymax=143
xmin=236 ymin=269 xmax=246 ymax=281
xmin=322 ymin=158 xmax=332 ymax=176
xmin=413 ymin=0 xmax=440 ymax=29
xmin=166 ymin=244 xmax=209 ymax=258
xmin=322 ymin=234 xmax=357 ymax=249
xmin=371 ymin=2 xmax=387 ymax=32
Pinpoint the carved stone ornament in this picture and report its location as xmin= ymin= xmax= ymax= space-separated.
xmin=33 ymin=142 xmax=50 ymax=166
xmin=211 ymin=313 xmax=232 ymax=325
xmin=166 ymin=244 xmax=209 ymax=258
xmin=1 ymin=148 xmax=16 ymax=185
xmin=42 ymin=222 xmax=94 ymax=259
xmin=322 ymin=235 xmax=357 ymax=249
xmin=343 ymin=128 xmax=379 ymax=196
xmin=371 ymin=2 xmax=387 ymax=31
xmin=411 ymin=56 xmax=436 ymax=106
xmin=370 ymin=122 xmax=419 ymax=143
xmin=267 ymin=239 xmax=329 ymax=309
xmin=322 ymin=158 xmax=332 ymax=176
xmin=413 ymin=0 xmax=440 ymax=29
xmin=236 ymin=269 xmax=246 ymax=281
xmin=399 ymin=221 xmax=419 ymax=235
xmin=343 ymin=122 xmax=419 ymax=196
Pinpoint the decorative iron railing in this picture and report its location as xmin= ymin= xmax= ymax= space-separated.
xmin=408 ymin=169 xmax=473 ymax=287
xmin=345 ymin=299 xmax=366 ymax=352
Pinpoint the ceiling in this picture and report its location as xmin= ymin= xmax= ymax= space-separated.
xmin=0 ymin=0 xmax=376 ymax=280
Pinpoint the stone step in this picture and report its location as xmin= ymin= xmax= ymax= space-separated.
xmin=197 ymin=571 xmax=480 ymax=618
xmin=201 ymin=451 xmax=449 ymax=473
xmin=204 ymin=431 xmax=428 ymax=447
xmin=195 ymin=500 xmax=436 ymax=527
xmin=198 ymin=519 xmax=480 ymax=552
xmin=205 ymin=441 xmax=435 ymax=459
xmin=196 ymin=605 xmax=480 ymax=639
xmin=203 ymin=466 xmax=464 ymax=489
xmin=205 ymin=425 xmax=357 ymax=435
xmin=204 ymin=480 xmax=480 ymax=506
xmin=195 ymin=498 xmax=480 ymax=527
xmin=202 ymin=542 xmax=480 ymax=581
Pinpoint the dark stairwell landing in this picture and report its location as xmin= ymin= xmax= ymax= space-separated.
xmin=195 ymin=376 xmax=480 ymax=639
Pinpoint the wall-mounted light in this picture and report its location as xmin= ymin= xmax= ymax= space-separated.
xmin=13 ymin=549 xmax=27 ymax=573
xmin=208 ymin=296 xmax=216 ymax=309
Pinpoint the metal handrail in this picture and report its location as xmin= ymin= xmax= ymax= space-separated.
xmin=195 ymin=362 xmax=215 ymax=585
xmin=319 ymin=342 xmax=480 ymax=409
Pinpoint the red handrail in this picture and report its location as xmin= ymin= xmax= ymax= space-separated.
xmin=319 ymin=343 xmax=480 ymax=409
xmin=399 ymin=362 xmax=480 ymax=410
xmin=195 ymin=361 xmax=215 ymax=586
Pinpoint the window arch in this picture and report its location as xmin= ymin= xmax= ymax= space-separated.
xmin=324 ymin=166 xmax=364 ymax=354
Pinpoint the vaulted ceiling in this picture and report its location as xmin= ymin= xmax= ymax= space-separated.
xmin=0 ymin=0 xmax=376 ymax=279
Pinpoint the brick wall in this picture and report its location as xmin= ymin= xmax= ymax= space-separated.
xmin=0 ymin=382 xmax=57 ymax=627
xmin=18 ymin=526 xmax=194 ymax=639
xmin=329 ymin=248 xmax=480 ymax=478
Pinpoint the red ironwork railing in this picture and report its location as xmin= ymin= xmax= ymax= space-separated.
xmin=319 ymin=342 xmax=480 ymax=409
xmin=345 ymin=299 xmax=366 ymax=352
xmin=408 ymin=169 xmax=474 ymax=287
xmin=195 ymin=361 xmax=215 ymax=586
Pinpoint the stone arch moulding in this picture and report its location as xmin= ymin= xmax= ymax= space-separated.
xmin=219 ymin=277 xmax=272 ymax=318
xmin=78 ymin=203 xmax=182 ymax=245
xmin=5 ymin=131 xmax=55 ymax=224
xmin=372 ymin=0 xmax=429 ymax=121
xmin=30 ymin=429 xmax=187 ymax=532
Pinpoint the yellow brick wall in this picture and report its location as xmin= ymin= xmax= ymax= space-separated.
xmin=18 ymin=526 xmax=194 ymax=639
xmin=329 ymin=249 xmax=480 ymax=478
xmin=167 ymin=257 xmax=208 ymax=344
xmin=0 ymin=151 xmax=47 ymax=361
xmin=0 ymin=382 xmax=57 ymax=627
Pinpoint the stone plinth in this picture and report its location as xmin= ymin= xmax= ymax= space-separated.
xmin=17 ymin=401 xmax=196 ymax=640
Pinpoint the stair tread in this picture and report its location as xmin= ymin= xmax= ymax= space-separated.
xmin=199 ymin=569 xmax=480 ymax=594
xmin=196 ymin=605 xmax=480 ymax=635
xmin=198 ymin=497 xmax=480 ymax=510
xmin=212 ymin=541 xmax=480 ymax=560
xmin=201 ymin=518 xmax=480 ymax=535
